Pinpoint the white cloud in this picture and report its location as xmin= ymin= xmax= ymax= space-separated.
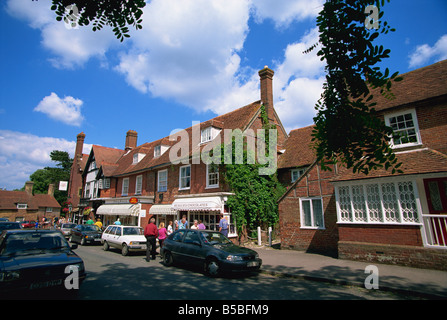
xmin=6 ymin=0 xmax=116 ymax=69
xmin=34 ymin=92 xmax=85 ymax=126
xmin=251 ymin=0 xmax=323 ymax=28
xmin=0 ymin=130 xmax=91 ymax=190
xmin=409 ymin=34 xmax=447 ymax=68
xmin=115 ymin=0 xmax=253 ymax=114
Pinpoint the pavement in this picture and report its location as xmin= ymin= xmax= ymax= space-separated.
xmin=249 ymin=244 xmax=447 ymax=299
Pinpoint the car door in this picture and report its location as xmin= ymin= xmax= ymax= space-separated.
xmin=71 ymin=225 xmax=82 ymax=242
xmin=169 ymin=230 xmax=186 ymax=260
xmin=109 ymin=226 xmax=121 ymax=249
xmin=181 ymin=230 xmax=206 ymax=266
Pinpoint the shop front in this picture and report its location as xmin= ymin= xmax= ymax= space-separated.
xmin=96 ymin=203 xmax=141 ymax=227
xmin=171 ymin=194 xmax=236 ymax=238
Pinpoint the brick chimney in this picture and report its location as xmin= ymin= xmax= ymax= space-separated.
xmin=75 ymin=132 xmax=86 ymax=158
xmin=259 ymin=66 xmax=275 ymax=122
xmin=48 ymin=184 xmax=55 ymax=196
xmin=25 ymin=181 xmax=34 ymax=196
xmin=125 ymin=130 xmax=138 ymax=151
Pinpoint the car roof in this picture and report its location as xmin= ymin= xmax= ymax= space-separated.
xmin=2 ymin=229 xmax=59 ymax=235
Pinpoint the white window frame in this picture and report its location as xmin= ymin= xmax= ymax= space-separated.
xmin=334 ymin=177 xmax=422 ymax=225
xmin=154 ymin=145 xmax=161 ymax=158
xmin=384 ymin=108 xmax=422 ymax=149
xmin=179 ymin=165 xmax=191 ymax=190
xmin=103 ymin=178 xmax=110 ymax=189
xmin=201 ymin=127 xmax=212 ymax=143
xmin=158 ymin=169 xmax=168 ymax=192
xmin=135 ymin=175 xmax=143 ymax=195
xmin=206 ymin=164 xmax=219 ymax=188
xmin=122 ymin=178 xmax=129 ymax=196
xmin=17 ymin=203 xmax=28 ymax=209
xmin=299 ymin=197 xmax=325 ymax=229
xmin=46 ymin=207 xmax=53 ymax=213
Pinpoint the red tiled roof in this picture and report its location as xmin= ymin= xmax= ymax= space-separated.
xmin=371 ymin=59 xmax=447 ymax=112
xmin=332 ymin=148 xmax=447 ymax=182
xmin=0 ymin=190 xmax=60 ymax=210
xmin=99 ymin=101 xmax=265 ymax=177
xmin=278 ymin=125 xmax=316 ymax=169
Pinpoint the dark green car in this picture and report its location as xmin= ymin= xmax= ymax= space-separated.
xmin=162 ymin=229 xmax=262 ymax=277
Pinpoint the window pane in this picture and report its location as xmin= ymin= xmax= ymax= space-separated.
xmin=302 ymin=200 xmax=311 ymax=227
xmin=428 ymin=181 xmax=443 ymax=211
xmin=312 ymin=199 xmax=324 ymax=227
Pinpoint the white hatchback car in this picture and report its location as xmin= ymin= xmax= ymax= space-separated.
xmin=101 ymin=225 xmax=147 ymax=256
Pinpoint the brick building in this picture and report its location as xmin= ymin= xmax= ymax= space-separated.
xmin=69 ymin=67 xmax=287 ymax=237
xmin=278 ymin=60 xmax=447 ymax=270
xmin=0 ymin=181 xmax=61 ymax=223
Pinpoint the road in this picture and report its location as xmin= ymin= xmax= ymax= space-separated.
xmin=72 ymin=244 xmax=420 ymax=301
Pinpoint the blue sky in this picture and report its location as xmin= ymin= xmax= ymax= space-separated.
xmin=0 ymin=0 xmax=446 ymax=190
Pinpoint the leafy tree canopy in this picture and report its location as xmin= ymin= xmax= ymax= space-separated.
xmin=310 ymin=0 xmax=403 ymax=175
xmin=27 ymin=150 xmax=73 ymax=206
xmin=48 ymin=0 xmax=146 ymax=42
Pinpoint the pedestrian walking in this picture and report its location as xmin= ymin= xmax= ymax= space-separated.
xmin=144 ymin=217 xmax=158 ymax=262
xmin=167 ymin=220 xmax=174 ymax=235
xmin=178 ymin=215 xmax=188 ymax=229
xmin=158 ymin=222 xmax=167 ymax=253
xmin=218 ymin=213 xmax=229 ymax=237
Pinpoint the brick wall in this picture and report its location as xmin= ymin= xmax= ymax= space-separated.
xmin=417 ymin=100 xmax=447 ymax=154
xmin=339 ymin=241 xmax=447 ymax=271
xmin=278 ymin=164 xmax=339 ymax=256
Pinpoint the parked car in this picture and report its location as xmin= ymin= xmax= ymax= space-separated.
xmin=102 ymin=225 xmax=147 ymax=256
xmin=69 ymin=224 xmax=102 ymax=245
xmin=162 ymin=229 xmax=262 ymax=277
xmin=58 ymin=223 xmax=76 ymax=239
xmin=0 ymin=222 xmax=22 ymax=231
xmin=0 ymin=229 xmax=86 ymax=296
xmin=21 ymin=221 xmax=36 ymax=229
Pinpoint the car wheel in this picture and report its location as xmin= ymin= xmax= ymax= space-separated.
xmin=163 ymin=251 xmax=173 ymax=266
xmin=121 ymin=244 xmax=129 ymax=256
xmin=205 ymin=258 xmax=220 ymax=277
xmin=103 ymin=241 xmax=109 ymax=251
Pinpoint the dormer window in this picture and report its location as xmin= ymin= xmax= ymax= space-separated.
xmin=133 ymin=153 xmax=145 ymax=164
xmin=154 ymin=145 xmax=169 ymax=158
xmin=201 ymin=126 xmax=221 ymax=143
xmin=17 ymin=203 xmax=27 ymax=209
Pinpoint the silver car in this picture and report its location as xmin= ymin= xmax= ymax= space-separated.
xmin=59 ymin=223 xmax=76 ymax=239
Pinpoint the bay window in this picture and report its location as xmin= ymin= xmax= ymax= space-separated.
xmin=335 ymin=179 xmax=420 ymax=224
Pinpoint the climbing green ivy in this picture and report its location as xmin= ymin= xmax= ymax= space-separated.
xmin=220 ymin=105 xmax=285 ymax=240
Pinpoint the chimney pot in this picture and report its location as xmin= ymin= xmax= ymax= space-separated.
xmin=125 ymin=130 xmax=138 ymax=151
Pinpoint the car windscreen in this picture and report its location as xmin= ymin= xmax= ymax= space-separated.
xmin=81 ymin=225 xmax=100 ymax=232
xmin=199 ymin=231 xmax=232 ymax=245
xmin=62 ymin=223 xmax=76 ymax=229
xmin=1 ymin=232 xmax=69 ymax=256
xmin=123 ymin=227 xmax=143 ymax=236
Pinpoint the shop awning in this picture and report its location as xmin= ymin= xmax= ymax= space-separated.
xmin=149 ymin=204 xmax=177 ymax=215
xmin=171 ymin=197 xmax=223 ymax=212
xmin=96 ymin=204 xmax=140 ymax=216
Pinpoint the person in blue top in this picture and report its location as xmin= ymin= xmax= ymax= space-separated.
xmin=114 ymin=218 xmax=121 ymax=225
xmin=218 ymin=213 xmax=229 ymax=237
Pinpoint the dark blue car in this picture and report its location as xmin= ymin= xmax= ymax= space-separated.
xmin=0 ymin=229 xmax=86 ymax=296
xmin=162 ymin=229 xmax=262 ymax=277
